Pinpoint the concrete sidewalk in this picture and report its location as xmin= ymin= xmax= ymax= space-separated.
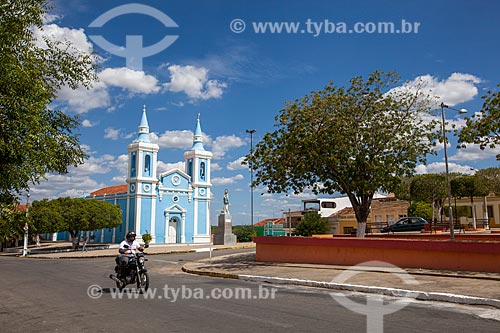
xmin=182 ymin=252 xmax=500 ymax=309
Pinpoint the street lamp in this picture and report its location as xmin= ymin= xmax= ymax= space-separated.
xmin=440 ymin=102 xmax=467 ymax=241
xmin=23 ymin=193 xmax=30 ymax=257
xmin=246 ymin=129 xmax=256 ymax=230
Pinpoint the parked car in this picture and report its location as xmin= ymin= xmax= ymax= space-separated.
xmin=381 ymin=217 xmax=428 ymax=233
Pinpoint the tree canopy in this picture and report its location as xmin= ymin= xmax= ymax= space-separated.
xmin=0 ymin=0 xmax=97 ymax=204
xmin=475 ymin=167 xmax=500 ymax=195
xmin=246 ymin=71 xmax=438 ymax=236
xmin=293 ymin=212 xmax=329 ymax=237
xmin=29 ymin=198 xmax=122 ymax=247
xmin=459 ymin=84 xmax=500 ymax=159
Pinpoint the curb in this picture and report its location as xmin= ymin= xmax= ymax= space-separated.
xmin=182 ymin=265 xmax=500 ymax=309
xmin=17 ymin=244 xmax=255 ymax=259
xmin=22 ymin=249 xmax=198 ymax=259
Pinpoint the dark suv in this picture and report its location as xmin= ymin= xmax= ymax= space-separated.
xmin=381 ymin=217 xmax=428 ymax=233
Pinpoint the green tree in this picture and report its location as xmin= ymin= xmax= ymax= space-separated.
xmin=232 ymin=225 xmax=255 ymax=242
xmin=0 ymin=203 xmax=29 ymax=248
xmin=393 ymin=176 xmax=412 ymax=201
xmin=475 ymin=167 xmax=500 ymax=195
xmin=293 ymin=212 xmax=328 ymax=237
xmin=0 ymin=0 xmax=97 ymax=204
xmin=410 ymin=174 xmax=447 ymax=222
xmin=450 ymin=175 xmax=489 ymax=228
xmin=459 ymin=84 xmax=500 ymax=159
xmin=30 ymin=198 xmax=122 ymax=248
xmin=407 ymin=201 xmax=432 ymax=220
xmin=246 ymin=71 xmax=438 ymax=237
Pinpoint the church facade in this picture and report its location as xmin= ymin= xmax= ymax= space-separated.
xmin=72 ymin=108 xmax=213 ymax=244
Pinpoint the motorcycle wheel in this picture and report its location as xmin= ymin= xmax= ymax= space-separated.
xmin=136 ymin=271 xmax=149 ymax=293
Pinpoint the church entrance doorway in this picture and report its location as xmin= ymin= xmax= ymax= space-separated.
xmin=168 ymin=216 xmax=181 ymax=243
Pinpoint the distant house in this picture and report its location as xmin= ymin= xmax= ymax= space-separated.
xmin=284 ymin=194 xmax=409 ymax=235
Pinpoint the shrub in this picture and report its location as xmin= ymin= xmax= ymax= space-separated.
xmin=293 ymin=212 xmax=328 ymax=236
xmin=232 ymin=225 xmax=255 ymax=242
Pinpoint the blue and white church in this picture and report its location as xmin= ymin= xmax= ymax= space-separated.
xmin=77 ymin=107 xmax=213 ymax=244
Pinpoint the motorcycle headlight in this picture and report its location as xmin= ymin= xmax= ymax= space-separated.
xmin=139 ymin=256 xmax=145 ymax=263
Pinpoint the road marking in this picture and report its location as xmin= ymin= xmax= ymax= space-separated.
xmin=189 ymin=304 xmax=293 ymax=328
xmin=151 ymin=259 xmax=180 ymax=264
xmin=194 ymin=248 xmax=213 ymax=253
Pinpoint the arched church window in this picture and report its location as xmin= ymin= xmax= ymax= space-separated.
xmin=144 ymin=154 xmax=151 ymax=175
xmin=200 ymin=161 xmax=206 ymax=181
xmin=131 ymin=152 xmax=136 ymax=177
xmin=187 ymin=159 xmax=193 ymax=177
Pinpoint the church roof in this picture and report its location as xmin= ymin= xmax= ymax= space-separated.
xmin=136 ymin=105 xmax=151 ymax=143
xmin=90 ymin=184 xmax=128 ymax=196
xmin=191 ymin=114 xmax=205 ymax=151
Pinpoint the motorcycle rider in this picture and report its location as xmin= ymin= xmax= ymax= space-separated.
xmin=115 ymin=231 xmax=144 ymax=282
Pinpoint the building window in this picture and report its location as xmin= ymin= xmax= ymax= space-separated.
xmin=386 ymin=215 xmax=394 ymax=223
xmin=200 ymin=161 xmax=206 ymax=181
xmin=343 ymin=227 xmax=354 ymax=235
xmin=321 ymin=202 xmax=336 ymax=209
xmin=130 ymin=152 xmax=136 ymax=177
xmin=144 ymin=155 xmax=151 ymax=174
xmin=187 ymin=159 xmax=193 ymax=177
xmin=375 ymin=215 xmax=382 ymax=222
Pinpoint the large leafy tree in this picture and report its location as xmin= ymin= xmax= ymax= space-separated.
xmin=247 ymin=71 xmax=438 ymax=237
xmin=30 ymin=198 xmax=122 ymax=248
xmin=459 ymin=84 xmax=500 ymax=159
xmin=0 ymin=0 xmax=97 ymax=204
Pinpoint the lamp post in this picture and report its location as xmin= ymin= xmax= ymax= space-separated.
xmin=22 ymin=193 xmax=30 ymax=257
xmin=440 ymin=102 xmax=467 ymax=241
xmin=246 ymin=129 xmax=256 ymax=230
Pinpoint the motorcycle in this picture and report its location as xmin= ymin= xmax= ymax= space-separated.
xmin=109 ymin=244 xmax=149 ymax=292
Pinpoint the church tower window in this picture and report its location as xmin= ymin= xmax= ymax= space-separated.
xmin=130 ymin=152 xmax=137 ymax=177
xmin=200 ymin=161 xmax=206 ymax=181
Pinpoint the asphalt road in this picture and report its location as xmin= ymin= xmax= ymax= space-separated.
xmin=1 ymin=249 xmax=499 ymax=332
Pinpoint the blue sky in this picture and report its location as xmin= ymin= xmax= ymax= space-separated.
xmin=30 ymin=0 xmax=500 ymax=225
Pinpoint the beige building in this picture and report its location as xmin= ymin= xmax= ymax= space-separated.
xmin=451 ymin=194 xmax=500 ymax=228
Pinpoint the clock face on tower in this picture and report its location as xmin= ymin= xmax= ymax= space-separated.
xmin=199 ymin=188 xmax=206 ymax=196
xmin=171 ymin=175 xmax=181 ymax=186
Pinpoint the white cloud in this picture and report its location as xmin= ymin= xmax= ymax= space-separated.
xmin=163 ymin=65 xmax=227 ymax=100
xmin=395 ymin=72 xmax=482 ymax=107
xmin=450 ymin=143 xmax=500 ymax=162
xmin=56 ymin=81 xmax=110 ymax=114
xmin=212 ymin=174 xmax=244 ymax=186
xmin=211 ymin=135 xmax=246 ymax=159
xmin=33 ymin=23 xmax=95 ymax=56
xmin=99 ymin=68 xmax=160 ymax=94
xmin=30 ymin=174 xmax=105 ymax=201
xmin=227 ymin=157 xmax=247 ymax=171
xmin=157 ymin=161 xmax=185 ymax=175
xmin=415 ymin=162 xmax=475 ymax=175
xmin=211 ymin=163 xmax=222 ymax=171
xmin=104 ymin=128 xmax=121 ymax=140
xmin=81 ymin=119 xmax=96 ymax=127
xmin=151 ymin=130 xmax=194 ymax=149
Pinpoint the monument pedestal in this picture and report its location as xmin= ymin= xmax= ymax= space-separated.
xmin=213 ymin=214 xmax=237 ymax=245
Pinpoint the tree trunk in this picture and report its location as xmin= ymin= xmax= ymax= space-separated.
xmin=347 ymin=193 xmax=372 ymax=238
xmin=70 ymin=231 xmax=79 ymax=250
